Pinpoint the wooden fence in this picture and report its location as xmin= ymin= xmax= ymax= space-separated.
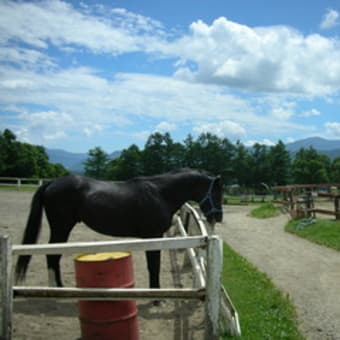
xmin=0 ymin=203 xmax=241 ymax=340
xmin=273 ymin=184 xmax=340 ymax=220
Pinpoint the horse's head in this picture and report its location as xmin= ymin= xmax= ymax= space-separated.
xmin=199 ymin=175 xmax=224 ymax=225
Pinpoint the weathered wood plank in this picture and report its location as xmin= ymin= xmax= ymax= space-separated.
xmin=1 ymin=235 xmax=12 ymax=340
xmin=13 ymin=286 xmax=205 ymax=300
xmin=12 ymin=236 xmax=207 ymax=256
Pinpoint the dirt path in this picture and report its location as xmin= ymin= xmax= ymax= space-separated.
xmin=216 ymin=205 xmax=340 ymax=340
xmin=0 ymin=190 xmax=205 ymax=340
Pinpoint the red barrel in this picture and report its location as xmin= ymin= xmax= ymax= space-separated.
xmin=74 ymin=252 xmax=139 ymax=340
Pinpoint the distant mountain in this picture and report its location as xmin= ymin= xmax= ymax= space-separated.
xmin=47 ymin=149 xmax=121 ymax=173
xmin=286 ymin=137 xmax=340 ymax=159
xmin=286 ymin=137 xmax=340 ymax=152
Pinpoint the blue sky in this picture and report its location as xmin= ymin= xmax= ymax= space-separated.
xmin=1 ymin=0 xmax=340 ymax=153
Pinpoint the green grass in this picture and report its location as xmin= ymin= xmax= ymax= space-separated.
xmin=250 ymin=202 xmax=281 ymax=219
xmin=222 ymin=243 xmax=303 ymax=340
xmin=285 ymin=219 xmax=340 ymax=252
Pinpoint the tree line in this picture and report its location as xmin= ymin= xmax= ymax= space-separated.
xmin=0 ymin=129 xmax=69 ymax=178
xmin=84 ymin=132 xmax=340 ymax=190
xmin=2 ymin=128 xmax=340 ymax=189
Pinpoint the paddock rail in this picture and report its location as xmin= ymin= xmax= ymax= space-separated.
xmin=1 ymin=203 xmax=241 ymax=339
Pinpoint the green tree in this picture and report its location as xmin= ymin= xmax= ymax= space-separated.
xmin=142 ymin=132 xmax=182 ymax=175
xmin=0 ymin=128 xmax=69 ymax=178
xmin=107 ymin=144 xmax=143 ymax=180
xmin=232 ymin=141 xmax=252 ymax=188
xmin=292 ymin=147 xmax=330 ymax=184
xmin=330 ymin=157 xmax=340 ymax=182
xmin=190 ymin=133 xmax=234 ymax=181
xmin=84 ymin=146 xmax=109 ymax=179
xmin=0 ymin=129 xmax=18 ymax=176
xmin=49 ymin=163 xmax=69 ymax=178
xmin=268 ymin=140 xmax=291 ymax=185
xmin=249 ymin=143 xmax=271 ymax=192
xmin=183 ymin=134 xmax=203 ymax=169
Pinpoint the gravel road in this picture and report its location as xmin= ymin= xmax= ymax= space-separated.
xmin=216 ymin=205 xmax=340 ymax=340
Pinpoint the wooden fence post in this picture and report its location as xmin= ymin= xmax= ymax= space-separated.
xmin=0 ymin=234 xmax=13 ymax=340
xmin=205 ymin=235 xmax=223 ymax=340
xmin=335 ymin=196 xmax=340 ymax=220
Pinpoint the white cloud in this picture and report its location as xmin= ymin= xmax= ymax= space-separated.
xmin=320 ymin=9 xmax=339 ymax=30
xmin=0 ymin=62 xmax=316 ymax=146
xmin=193 ymin=120 xmax=246 ymax=139
xmin=172 ymin=17 xmax=340 ymax=95
xmin=16 ymin=110 xmax=73 ymax=143
xmin=155 ymin=121 xmax=177 ymax=132
xmin=300 ymin=109 xmax=321 ymax=117
xmin=271 ymin=107 xmax=294 ymax=120
xmin=325 ymin=121 xmax=340 ymax=137
xmin=0 ymin=0 xmax=165 ymax=55
xmin=83 ymin=124 xmax=104 ymax=137
xmin=244 ymin=139 xmax=276 ymax=147
xmin=0 ymin=47 xmax=56 ymax=69
xmin=2 ymin=2 xmax=340 ymax=97
xmin=0 ymin=65 xmax=253 ymax=143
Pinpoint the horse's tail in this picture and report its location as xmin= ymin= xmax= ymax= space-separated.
xmin=15 ymin=181 xmax=51 ymax=283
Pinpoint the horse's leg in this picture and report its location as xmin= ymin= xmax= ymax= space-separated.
xmin=145 ymin=250 xmax=161 ymax=289
xmin=47 ymin=223 xmax=74 ymax=287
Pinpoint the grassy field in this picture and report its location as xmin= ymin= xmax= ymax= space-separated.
xmin=221 ymin=242 xmax=303 ymax=340
xmin=285 ymin=218 xmax=340 ymax=252
xmin=250 ymin=202 xmax=281 ymax=219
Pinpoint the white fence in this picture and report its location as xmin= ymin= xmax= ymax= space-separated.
xmin=0 ymin=203 xmax=241 ymax=340
xmin=0 ymin=177 xmax=45 ymax=189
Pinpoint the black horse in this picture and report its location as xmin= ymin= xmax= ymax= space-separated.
xmin=15 ymin=168 xmax=223 ymax=289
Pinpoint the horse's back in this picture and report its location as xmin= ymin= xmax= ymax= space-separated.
xmin=41 ymin=175 xmax=90 ymax=222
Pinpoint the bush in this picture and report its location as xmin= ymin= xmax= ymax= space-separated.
xmin=250 ymin=203 xmax=281 ymax=219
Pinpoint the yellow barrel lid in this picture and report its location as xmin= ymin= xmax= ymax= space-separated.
xmin=75 ymin=252 xmax=130 ymax=262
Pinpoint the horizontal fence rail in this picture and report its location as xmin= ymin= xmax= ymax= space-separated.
xmin=14 ymin=287 xmax=205 ymax=300
xmin=0 ymin=177 xmax=46 ymax=188
xmin=12 ymin=235 xmax=207 ymax=256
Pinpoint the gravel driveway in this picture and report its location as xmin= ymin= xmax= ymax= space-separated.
xmin=216 ymin=205 xmax=340 ymax=340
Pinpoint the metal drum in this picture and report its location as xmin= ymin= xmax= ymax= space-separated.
xmin=74 ymin=252 xmax=139 ymax=340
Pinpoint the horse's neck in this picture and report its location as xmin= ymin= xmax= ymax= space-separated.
xmin=158 ymin=174 xmax=208 ymax=213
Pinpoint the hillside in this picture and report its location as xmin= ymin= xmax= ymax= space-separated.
xmin=47 ymin=149 xmax=121 ymax=173
xmin=286 ymin=137 xmax=340 ymax=152
xmin=286 ymin=137 xmax=340 ymax=159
